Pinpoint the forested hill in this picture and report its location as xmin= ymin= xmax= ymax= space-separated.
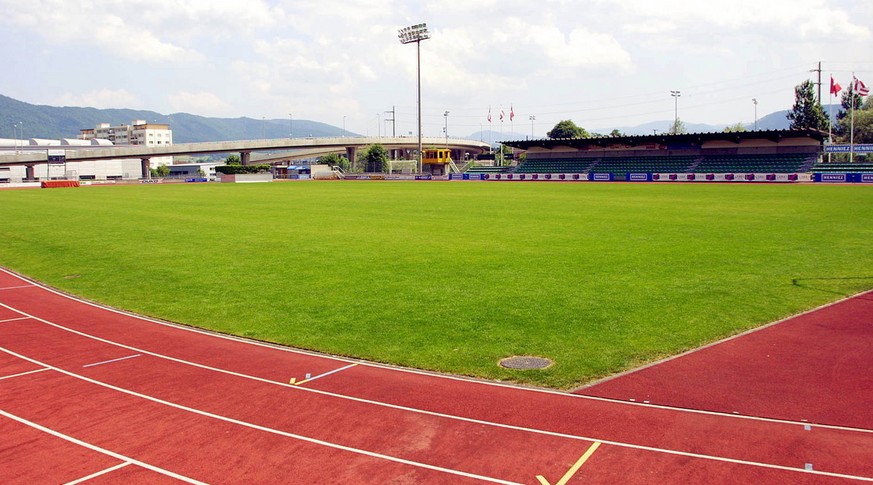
xmin=0 ymin=94 xmax=346 ymax=143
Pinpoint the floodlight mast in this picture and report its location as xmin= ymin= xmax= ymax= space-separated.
xmin=398 ymin=23 xmax=430 ymax=174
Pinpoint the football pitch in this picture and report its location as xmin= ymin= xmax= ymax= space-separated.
xmin=1 ymin=181 xmax=871 ymax=388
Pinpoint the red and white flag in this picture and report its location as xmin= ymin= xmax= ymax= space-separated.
xmin=499 ymin=107 xmax=505 ymax=122
xmin=487 ymin=106 xmax=492 ymax=123
xmin=510 ymin=105 xmax=515 ymax=122
xmin=830 ymin=75 xmax=842 ymax=96
xmin=854 ymin=76 xmax=869 ymax=97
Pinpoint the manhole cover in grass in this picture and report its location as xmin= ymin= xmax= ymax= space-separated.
xmin=499 ymin=356 xmax=553 ymax=370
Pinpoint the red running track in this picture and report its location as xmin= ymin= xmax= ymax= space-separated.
xmin=580 ymin=290 xmax=873 ymax=430
xmin=1 ymin=267 xmax=872 ymax=484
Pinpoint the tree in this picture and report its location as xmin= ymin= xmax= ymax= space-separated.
xmin=834 ymin=90 xmax=865 ymax=138
xmin=225 ymin=154 xmax=242 ymax=165
xmin=669 ymin=118 xmax=687 ymax=135
xmin=836 ymin=100 xmax=873 ymax=144
xmin=723 ymin=123 xmax=747 ymax=133
xmin=547 ymin=120 xmax=590 ymax=139
xmin=149 ymin=163 xmax=170 ymax=177
xmin=358 ymin=144 xmax=389 ymax=173
xmin=787 ymin=80 xmax=830 ymax=131
xmin=318 ymin=153 xmax=349 ymax=171
xmin=609 ymin=129 xmax=624 ymax=137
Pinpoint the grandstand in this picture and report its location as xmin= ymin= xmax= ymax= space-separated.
xmin=513 ymin=158 xmax=592 ymax=173
xmin=694 ymin=153 xmax=815 ymax=173
xmin=466 ymin=165 xmax=513 ymax=175
xmin=592 ymin=156 xmax=697 ymax=174
xmin=502 ymin=129 xmax=826 ymax=176
xmin=811 ymin=162 xmax=873 ymax=173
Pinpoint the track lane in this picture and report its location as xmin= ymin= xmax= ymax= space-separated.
xmin=0 ymin=318 xmax=608 ymax=484
xmin=580 ymin=290 xmax=873 ymax=429
xmin=2 ymin=303 xmax=872 ymax=482
xmin=2 ymin=268 xmax=872 ymax=483
xmin=0 ymin=414 xmax=122 ymax=484
xmin=0 ymin=369 xmax=499 ymax=485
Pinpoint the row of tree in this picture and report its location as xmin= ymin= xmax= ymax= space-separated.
xmin=787 ymin=79 xmax=871 ymax=144
xmin=316 ymin=145 xmax=389 ymax=172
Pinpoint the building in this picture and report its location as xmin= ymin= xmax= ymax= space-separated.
xmin=502 ymin=129 xmax=824 ymax=181
xmin=79 ymin=120 xmax=174 ymax=169
xmin=79 ymin=120 xmax=173 ymax=147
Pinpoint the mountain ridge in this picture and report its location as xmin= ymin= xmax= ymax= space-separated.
xmin=1 ymin=94 xmax=838 ymax=145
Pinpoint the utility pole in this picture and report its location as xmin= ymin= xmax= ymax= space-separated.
xmin=670 ymin=90 xmax=681 ymax=134
xmin=752 ymin=99 xmax=758 ymax=130
xmin=385 ymin=106 xmax=396 ymax=137
xmin=810 ymin=61 xmax=822 ymax=104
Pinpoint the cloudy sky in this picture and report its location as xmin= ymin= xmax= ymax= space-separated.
xmin=2 ymin=0 xmax=872 ymax=137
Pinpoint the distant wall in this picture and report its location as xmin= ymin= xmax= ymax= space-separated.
xmin=220 ymin=173 xmax=272 ymax=183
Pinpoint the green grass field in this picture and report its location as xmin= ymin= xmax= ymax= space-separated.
xmin=1 ymin=181 xmax=871 ymax=388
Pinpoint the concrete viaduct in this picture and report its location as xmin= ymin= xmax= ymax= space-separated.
xmin=0 ymin=136 xmax=492 ymax=179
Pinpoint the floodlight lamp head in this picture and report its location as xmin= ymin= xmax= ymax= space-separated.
xmin=398 ymin=23 xmax=430 ymax=44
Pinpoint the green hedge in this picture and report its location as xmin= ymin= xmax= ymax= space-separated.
xmin=215 ymin=164 xmax=272 ymax=175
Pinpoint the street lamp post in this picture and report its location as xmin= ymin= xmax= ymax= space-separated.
xmin=343 ymin=116 xmax=346 ymax=138
xmin=670 ymin=90 xmax=681 ymax=133
xmin=398 ymin=23 xmax=430 ymax=174
xmin=443 ymin=110 xmax=449 ymax=148
xmin=289 ymin=113 xmax=293 ymax=138
xmin=752 ymin=99 xmax=758 ymax=131
xmin=529 ymin=115 xmax=535 ymax=139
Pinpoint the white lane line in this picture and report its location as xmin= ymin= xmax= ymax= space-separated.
xmin=2 ymin=265 xmax=868 ymax=434
xmin=3 ymin=338 xmax=873 ymax=483
xmin=0 ymin=368 xmax=49 ymax=381
xmin=63 ymin=462 xmax=132 ymax=485
xmin=0 ymin=284 xmax=36 ymax=291
xmin=0 ymin=409 xmax=205 ymax=485
xmin=0 ymin=317 xmax=30 ymax=324
xmin=296 ymin=363 xmax=358 ymax=385
xmin=83 ymin=354 xmax=142 ymax=368
xmin=0 ymin=348 xmax=523 ymax=485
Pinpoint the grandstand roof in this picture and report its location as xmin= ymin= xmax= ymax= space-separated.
xmin=503 ymin=129 xmax=827 ymax=150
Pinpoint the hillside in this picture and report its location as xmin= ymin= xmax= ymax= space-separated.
xmin=0 ymin=94 xmax=347 ymax=143
xmin=1 ymin=94 xmax=844 ymax=145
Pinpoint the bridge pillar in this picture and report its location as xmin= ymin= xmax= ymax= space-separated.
xmin=25 ymin=164 xmax=35 ymax=181
xmin=240 ymin=151 xmax=251 ymax=166
xmin=345 ymin=147 xmax=357 ymax=166
xmin=140 ymin=158 xmax=151 ymax=179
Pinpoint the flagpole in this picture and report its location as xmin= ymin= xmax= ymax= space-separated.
xmin=828 ymin=74 xmax=833 ymax=163
xmin=488 ymin=106 xmax=492 ymax=154
xmin=850 ymin=73 xmax=855 ymax=164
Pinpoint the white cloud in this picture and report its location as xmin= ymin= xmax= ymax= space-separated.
xmin=0 ymin=0 xmax=204 ymax=62
xmin=168 ymin=91 xmax=232 ymax=117
xmin=55 ymin=89 xmax=142 ymax=109
xmin=0 ymin=0 xmax=870 ymax=135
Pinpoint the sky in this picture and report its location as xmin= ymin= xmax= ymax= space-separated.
xmin=2 ymin=0 xmax=872 ymax=138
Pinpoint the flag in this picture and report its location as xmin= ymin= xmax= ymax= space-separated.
xmin=854 ymin=76 xmax=869 ymax=97
xmin=487 ymin=106 xmax=491 ymax=123
xmin=830 ymin=75 xmax=841 ymax=96
xmin=499 ymin=107 xmax=505 ymax=122
xmin=510 ymin=105 xmax=515 ymax=122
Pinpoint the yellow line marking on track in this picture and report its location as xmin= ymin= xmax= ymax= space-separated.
xmin=536 ymin=441 xmax=601 ymax=485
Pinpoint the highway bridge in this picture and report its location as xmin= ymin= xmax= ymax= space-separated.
xmin=0 ymin=136 xmax=491 ymax=179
